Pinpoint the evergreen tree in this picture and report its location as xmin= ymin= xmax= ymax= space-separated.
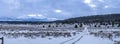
xmin=56 ymin=25 xmax=58 ymax=27
xmin=79 ymin=24 xmax=83 ymax=27
xmin=43 ymin=25 xmax=45 ymax=28
xmin=94 ymin=25 xmax=97 ymax=27
xmin=98 ymin=25 xmax=100 ymax=27
xmin=118 ymin=23 xmax=120 ymax=27
xmin=74 ymin=25 xmax=78 ymax=28
xmin=48 ymin=25 xmax=51 ymax=27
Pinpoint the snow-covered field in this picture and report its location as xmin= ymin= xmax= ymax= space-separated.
xmin=76 ymin=35 xmax=113 ymax=44
xmin=1 ymin=31 xmax=117 ymax=44
xmin=0 ymin=24 xmax=120 ymax=44
xmin=4 ymin=34 xmax=79 ymax=44
xmin=0 ymin=40 xmax=1 ymax=44
xmin=3 ymin=33 xmax=114 ymax=44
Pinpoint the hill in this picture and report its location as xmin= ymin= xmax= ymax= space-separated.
xmin=53 ymin=14 xmax=120 ymax=24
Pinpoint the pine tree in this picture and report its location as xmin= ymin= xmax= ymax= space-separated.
xmin=43 ymin=25 xmax=45 ymax=28
xmin=79 ymin=24 xmax=83 ymax=27
xmin=48 ymin=25 xmax=51 ymax=27
xmin=94 ymin=25 xmax=97 ymax=27
xmin=74 ymin=25 xmax=78 ymax=28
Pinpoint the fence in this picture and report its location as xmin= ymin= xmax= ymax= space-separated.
xmin=0 ymin=37 xmax=3 ymax=44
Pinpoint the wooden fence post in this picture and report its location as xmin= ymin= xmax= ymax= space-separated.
xmin=1 ymin=37 xmax=4 ymax=44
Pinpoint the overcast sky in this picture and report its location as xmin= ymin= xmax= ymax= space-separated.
xmin=0 ymin=0 xmax=120 ymax=20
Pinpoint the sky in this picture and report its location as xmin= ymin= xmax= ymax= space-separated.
xmin=0 ymin=0 xmax=120 ymax=20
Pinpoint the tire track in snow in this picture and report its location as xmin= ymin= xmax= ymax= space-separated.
xmin=72 ymin=26 xmax=89 ymax=44
xmin=60 ymin=27 xmax=88 ymax=44
xmin=60 ymin=36 xmax=79 ymax=44
xmin=72 ymin=36 xmax=83 ymax=44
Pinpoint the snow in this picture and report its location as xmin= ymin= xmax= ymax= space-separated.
xmin=3 ymin=27 xmax=114 ymax=44
xmin=76 ymin=35 xmax=114 ymax=44
xmin=3 ymin=34 xmax=112 ymax=44
xmin=0 ymin=40 xmax=1 ymax=44
xmin=60 ymin=27 xmax=114 ymax=44
xmin=4 ymin=34 xmax=79 ymax=44
xmin=113 ymin=37 xmax=120 ymax=41
xmin=0 ymin=24 xmax=118 ymax=44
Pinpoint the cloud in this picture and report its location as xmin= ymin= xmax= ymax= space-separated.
xmin=0 ymin=0 xmax=120 ymax=20
xmin=83 ymin=0 xmax=120 ymax=9
xmin=53 ymin=9 xmax=73 ymax=18
xmin=104 ymin=6 xmax=109 ymax=9
xmin=48 ymin=18 xmax=58 ymax=21
xmin=54 ymin=9 xmax=62 ymax=13
xmin=25 ymin=0 xmax=44 ymax=3
xmin=84 ymin=0 xmax=91 ymax=4
xmin=17 ymin=14 xmax=58 ymax=21
xmin=83 ymin=0 xmax=97 ymax=8
xmin=1 ymin=0 xmax=21 ymax=10
xmin=98 ymin=0 xmax=104 ymax=2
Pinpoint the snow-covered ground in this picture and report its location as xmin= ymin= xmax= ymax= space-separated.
xmin=0 ymin=40 xmax=2 ymax=44
xmin=75 ymin=35 xmax=113 ymax=44
xmin=2 ymin=27 xmax=115 ymax=44
xmin=113 ymin=37 xmax=120 ymax=41
xmin=0 ymin=24 xmax=119 ymax=44
xmin=4 ymin=33 xmax=79 ymax=44
xmin=3 ymin=33 xmax=114 ymax=44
